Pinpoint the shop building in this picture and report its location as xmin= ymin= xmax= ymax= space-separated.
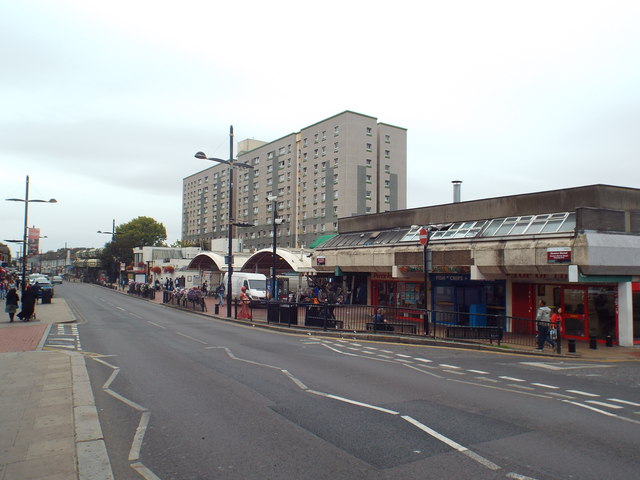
xmin=313 ymin=185 xmax=640 ymax=347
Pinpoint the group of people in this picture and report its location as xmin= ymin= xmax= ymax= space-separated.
xmin=3 ymin=279 xmax=38 ymax=323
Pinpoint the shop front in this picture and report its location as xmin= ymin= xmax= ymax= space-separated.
xmin=371 ymin=270 xmax=506 ymax=326
xmin=512 ymin=281 xmax=620 ymax=343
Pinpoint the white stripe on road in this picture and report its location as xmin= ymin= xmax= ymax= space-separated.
xmin=563 ymin=400 xmax=616 ymax=417
xmin=500 ymin=376 xmax=525 ymax=382
xmin=531 ymin=383 xmax=560 ymax=389
xmin=116 ymin=306 xmax=126 ymax=311
xmin=566 ymin=390 xmax=599 ymax=397
xmin=467 ymin=370 xmax=489 ymax=374
xmin=439 ymin=364 xmax=460 ymax=369
xmin=506 ymin=473 xmax=540 ymax=480
xmin=175 ymin=331 xmax=208 ymax=345
xmin=608 ymin=398 xmax=640 ymax=407
xmin=586 ymin=400 xmax=624 ymax=410
xmin=415 ymin=358 xmax=432 ymax=363
xmin=128 ymin=411 xmax=151 ymax=461
xmin=402 ymin=415 xmax=501 ymax=471
xmin=147 ymin=321 xmax=166 ymax=329
xmin=308 ymin=390 xmax=399 ymax=415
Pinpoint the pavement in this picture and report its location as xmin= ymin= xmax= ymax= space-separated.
xmin=1 ymin=289 xmax=638 ymax=480
xmin=0 ymin=298 xmax=113 ymax=480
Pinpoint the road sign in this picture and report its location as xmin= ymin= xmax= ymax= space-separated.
xmin=419 ymin=227 xmax=429 ymax=246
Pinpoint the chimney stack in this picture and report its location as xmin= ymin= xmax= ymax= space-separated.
xmin=452 ymin=180 xmax=462 ymax=203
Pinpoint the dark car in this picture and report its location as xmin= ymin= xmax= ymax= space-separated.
xmin=33 ymin=280 xmax=54 ymax=299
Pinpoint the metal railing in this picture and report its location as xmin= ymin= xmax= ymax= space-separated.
xmin=265 ymin=303 xmax=561 ymax=353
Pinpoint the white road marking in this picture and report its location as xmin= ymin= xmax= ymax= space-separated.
xmin=548 ymin=392 xmax=576 ymax=400
xmin=380 ymin=350 xmax=394 ymax=354
xmin=128 ymin=411 xmax=151 ymax=461
xmin=467 ymin=369 xmax=489 ymax=374
xmin=402 ymin=415 xmax=501 ymax=471
xmin=563 ymin=400 xmax=617 ymax=417
xmin=116 ymin=306 xmax=126 ymax=311
xmin=508 ymin=384 xmax=535 ymax=391
xmin=586 ymin=400 xmax=624 ymax=410
xmin=531 ymin=383 xmax=560 ymax=390
xmin=520 ymin=361 xmax=613 ymax=370
xmin=130 ymin=462 xmax=162 ymax=480
xmin=378 ymin=354 xmax=393 ymax=359
xmin=396 ymin=354 xmax=411 ymax=358
xmin=506 ymin=473 xmax=540 ymax=480
xmin=147 ymin=321 xmax=166 ymax=329
xmin=415 ymin=358 xmax=432 ymax=363
xmin=175 ymin=331 xmax=208 ymax=345
xmin=439 ymin=364 xmax=460 ymax=369
xmin=566 ymin=390 xmax=599 ymax=397
xmin=443 ymin=370 xmax=466 ymax=375
xmin=500 ymin=376 xmax=525 ymax=382
xmin=104 ymin=389 xmax=148 ymax=412
xmin=308 ymin=390 xmax=399 ymax=415
xmin=608 ymin=398 xmax=640 ymax=407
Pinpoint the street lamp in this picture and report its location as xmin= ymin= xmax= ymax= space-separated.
xmin=5 ymin=175 xmax=57 ymax=296
xmin=195 ymin=125 xmax=253 ymax=318
xmin=267 ymin=195 xmax=285 ymax=301
xmin=98 ymin=219 xmax=119 ymax=284
xmin=97 ymin=219 xmax=117 ymax=242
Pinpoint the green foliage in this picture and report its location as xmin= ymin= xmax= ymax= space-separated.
xmin=99 ymin=216 xmax=167 ymax=266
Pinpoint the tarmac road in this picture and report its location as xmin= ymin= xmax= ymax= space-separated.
xmin=69 ymin=283 xmax=640 ymax=480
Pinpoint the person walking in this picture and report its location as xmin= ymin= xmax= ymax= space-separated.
xmin=216 ymin=283 xmax=225 ymax=306
xmin=5 ymin=287 xmax=19 ymax=322
xmin=238 ymin=286 xmax=252 ymax=319
xmin=536 ymin=299 xmax=555 ymax=350
xmin=17 ymin=285 xmax=37 ymax=321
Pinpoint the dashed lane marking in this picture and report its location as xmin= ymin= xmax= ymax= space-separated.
xmin=566 ymin=390 xmax=600 ymax=397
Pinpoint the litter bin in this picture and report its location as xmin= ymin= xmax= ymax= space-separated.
xmin=589 ymin=335 xmax=598 ymax=350
xmin=605 ymin=335 xmax=613 ymax=347
xmin=41 ymin=289 xmax=53 ymax=304
xmin=279 ymin=303 xmax=297 ymax=325
xmin=568 ymin=338 xmax=576 ymax=353
xmin=267 ymin=300 xmax=280 ymax=323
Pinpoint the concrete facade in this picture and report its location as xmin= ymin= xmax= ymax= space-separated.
xmin=182 ymin=111 xmax=407 ymax=251
xmin=314 ymin=185 xmax=640 ymax=347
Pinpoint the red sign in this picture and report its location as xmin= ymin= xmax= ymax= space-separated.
xmin=547 ymin=247 xmax=571 ymax=264
xmin=418 ymin=227 xmax=429 ymax=246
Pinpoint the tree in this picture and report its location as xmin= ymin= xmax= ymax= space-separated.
xmin=99 ymin=216 xmax=167 ymax=277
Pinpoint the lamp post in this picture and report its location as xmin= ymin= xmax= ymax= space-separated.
xmin=97 ymin=219 xmax=119 ymax=284
xmin=195 ymin=125 xmax=253 ymax=317
xmin=5 ymin=175 xmax=57 ymax=296
xmin=266 ymin=195 xmax=285 ymax=301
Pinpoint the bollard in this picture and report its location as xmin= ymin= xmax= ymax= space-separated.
xmin=589 ymin=335 xmax=597 ymax=349
xmin=606 ymin=335 xmax=613 ymax=347
xmin=568 ymin=339 xmax=576 ymax=353
xmin=214 ymin=303 xmax=219 ymax=315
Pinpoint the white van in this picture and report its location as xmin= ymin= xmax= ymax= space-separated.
xmin=222 ymin=272 xmax=268 ymax=305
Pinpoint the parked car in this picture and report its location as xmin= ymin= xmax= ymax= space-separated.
xmin=52 ymin=275 xmax=63 ymax=284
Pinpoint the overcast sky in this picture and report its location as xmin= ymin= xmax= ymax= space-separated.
xmin=2 ymin=0 xmax=639 ymax=257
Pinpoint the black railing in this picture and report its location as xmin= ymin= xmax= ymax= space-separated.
xmin=265 ymin=303 xmax=561 ymax=352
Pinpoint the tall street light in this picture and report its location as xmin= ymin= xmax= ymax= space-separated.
xmin=267 ymin=195 xmax=285 ymax=301
xmin=5 ymin=175 xmax=57 ymax=296
xmin=97 ymin=219 xmax=117 ymax=242
xmin=195 ymin=125 xmax=253 ymax=318
xmin=98 ymin=219 xmax=119 ymax=283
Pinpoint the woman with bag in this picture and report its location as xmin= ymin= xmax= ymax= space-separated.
xmin=5 ymin=287 xmax=19 ymax=322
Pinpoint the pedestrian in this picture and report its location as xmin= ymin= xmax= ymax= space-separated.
xmin=202 ymin=281 xmax=208 ymax=296
xmin=238 ymin=286 xmax=252 ymax=319
xmin=550 ymin=307 xmax=562 ymax=341
xmin=17 ymin=285 xmax=37 ymax=322
xmin=536 ymin=299 xmax=555 ymax=350
xmin=5 ymin=287 xmax=19 ymax=322
xmin=216 ymin=283 xmax=225 ymax=306
xmin=371 ymin=307 xmax=392 ymax=332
